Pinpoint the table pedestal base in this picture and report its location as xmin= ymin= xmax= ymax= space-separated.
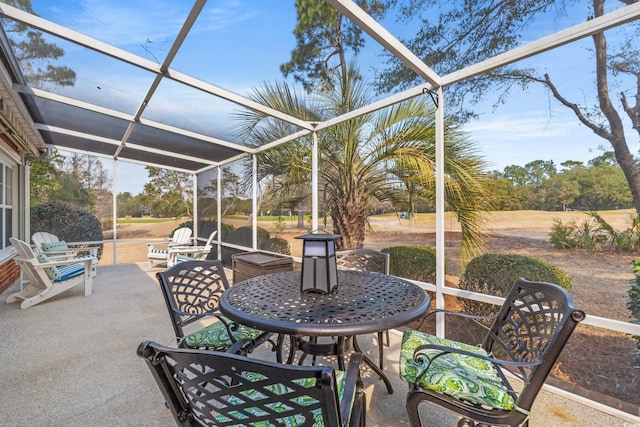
xmin=276 ymin=334 xmax=394 ymax=394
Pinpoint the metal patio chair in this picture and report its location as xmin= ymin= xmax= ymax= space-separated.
xmin=400 ymin=278 xmax=585 ymax=427
xmin=137 ymin=340 xmax=366 ymax=427
xmin=156 ymin=260 xmax=273 ymax=355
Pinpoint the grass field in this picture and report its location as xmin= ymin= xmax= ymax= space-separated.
xmin=114 ymin=209 xmax=636 ymax=234
xmin=116 ymin=218 xmax=181 ymax=224
xmin=369 ymin=209 xmax=636 ymax=232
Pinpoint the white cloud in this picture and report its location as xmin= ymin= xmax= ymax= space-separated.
xmin=49 ymin=0 xmax=262 ymax=50
xmin=464 ymin=111 xmax=578 ymax=141
xmin=463 ymin=110 xmax=608 ymax=171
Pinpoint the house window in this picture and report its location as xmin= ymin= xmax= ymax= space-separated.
xmin=0 ymin=163 xmax=13 ymax=249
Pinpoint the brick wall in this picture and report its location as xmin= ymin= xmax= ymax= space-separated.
xmin=0 ymin=259 xmax=20 ymax=295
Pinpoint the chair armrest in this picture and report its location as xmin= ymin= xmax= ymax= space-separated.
xmin=40 ymin=251 xmax=75 ymax=260
xmin=67 ymin=245 xmax=99 ymax=257
xmin=415 ymin=308 xmax=497 ymax=331
xmin=169 ymin=239 xmax=194 ymax=248
xmin=339 ymin=352 xmax=363 ymax=426
xmin=225 ymin=338 xmax=255 ymax=355
xmin=412 ymin=343 xmax=543 ymax=384
xmin=169 ymin=245 xmax=210 ymax=255
xmin=147 ymin=241 xmax=170 ymax=251
xmin=35 ymin=256 xmax=96 ymax=268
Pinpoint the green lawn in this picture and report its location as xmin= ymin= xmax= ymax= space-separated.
xmin=225 ymin=215 xmax=305 ymax=222
xmin=117 ymin=218 xmax=177 ymax=224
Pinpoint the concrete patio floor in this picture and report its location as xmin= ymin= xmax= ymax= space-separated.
xmin=0 ymin=263 xmax=637 ymax=426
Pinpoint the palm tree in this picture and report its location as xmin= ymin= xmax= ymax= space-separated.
xmin=234 ymin=64 xmax=493 ymax=260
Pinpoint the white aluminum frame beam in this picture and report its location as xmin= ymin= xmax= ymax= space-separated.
xmin=327 ymin=0 xmax=441 ymax=87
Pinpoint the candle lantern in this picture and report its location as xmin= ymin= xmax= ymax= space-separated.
xmin=295 ymin=232 xmax=341 ymax=294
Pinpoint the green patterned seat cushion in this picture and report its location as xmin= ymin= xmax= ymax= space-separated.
xmin=211 ymin=370 xmax=349 ymax=426
xmin=400 ymin=329 xmax=515 ymax=411
xmin=182 ymin=316 xmax=265 ymax=349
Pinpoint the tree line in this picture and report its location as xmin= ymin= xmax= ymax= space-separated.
xmin=30 ymin=147 xmax=634 ymax=224
xmin=30 ymin=153 xmax=194 ymax=221
xmin=488 ymin=152 xmax=633 ymax=212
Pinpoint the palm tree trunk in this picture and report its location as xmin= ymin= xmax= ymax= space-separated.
xmin=330 ymin=194 xmax=367 ymax=250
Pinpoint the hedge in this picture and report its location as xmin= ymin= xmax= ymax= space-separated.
xmin=459 ymin=253 xmax=571 ymax=316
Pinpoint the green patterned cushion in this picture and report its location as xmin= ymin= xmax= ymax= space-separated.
xmin=400 ymin=329 xmax=515 ymax=411
xmin=41 ymin=241 xmax=70 ymax=253
xmin=212 ymin=370 xmax=348 ymax=426
xmin=182 ymin=316 xmax=265 ymax=349
xmin=35 ymin=253 xmax=61 ymax=281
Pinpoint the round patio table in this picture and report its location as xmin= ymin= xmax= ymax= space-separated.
xmin=220 ymin=270 xmax=431 ymax=394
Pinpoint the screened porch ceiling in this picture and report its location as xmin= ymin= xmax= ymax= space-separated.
xmin=0 ymin=0 xmax=639 ymax=174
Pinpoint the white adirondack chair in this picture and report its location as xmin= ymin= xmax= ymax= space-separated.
xmin=167 ymin=230 xmax=217 ymax=267
xmin=147 ymin=227 xmax=193 ymax=268
xmin=32 ymin=231 xmax=98 ymax=277
xmin=7 ymin=237 xmax=96 ymax=309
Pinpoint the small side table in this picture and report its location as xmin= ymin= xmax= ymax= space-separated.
xmin=231 ymin=251 xmax=293 ymax=283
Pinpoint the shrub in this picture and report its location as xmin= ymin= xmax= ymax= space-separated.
xmin=173 ymin=220 xmax=193 ymax=237
xmin=273 ymin=216 xmax=286 ymax=235
xmin=221 ymin=226 xmax=271 ymax=266
xmin=227 ymin=226 xmax=270 ymax=247
xmin=459 ymin=253 xmax=571 ymax=316
xmin=550 ymin=211 xmax=640 ymax=252
xmin=261 ymin=237 xmax=291 ymax=255
xmin=31 ymin=201 xmax=104 ymax=258
xmin=550 ymin=219 xmax=579 ymax=249
xmin=382 ymin=245 xmax=437 ymax=283
xmin=629 ymin=259 xmax=640 ymax=357
xmin=220 ymin=223 xmax=236 ymax=241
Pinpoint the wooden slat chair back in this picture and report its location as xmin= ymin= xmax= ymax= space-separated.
xmin=32 ymin=231 xmax=98 ymax=277
xmin=147 ymin=227 xmax=193 ymax=268
xmin=137 ymin=340 xmax=366 ymax=427
xmin=7 ymin=237 xmax=95 ymax=309
xmin=167 ymin=230 xmax=217 ymax=267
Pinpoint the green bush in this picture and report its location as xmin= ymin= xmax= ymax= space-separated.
xmin=459 ymin=253 xmax=571 ymax=316
xmin=261 ymin=237 xmax=291 ymax=255
xmin=550 ymin=219 xmax=579 ymax=249
xmin=550 ymin=211 xmax=640 ymax=252
xmin=219 ymin=223 xmax=236 ymax=241
xmin=221 ymin=226 xmax=272 ymax=266
xmin=31 ymin=201 xmax=104 ymax=258
xmin=629 ymin=259 xmax=640 ymax=357
xmin=382 ymin=245 xmax=437 ymax=283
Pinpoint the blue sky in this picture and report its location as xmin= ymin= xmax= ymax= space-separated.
xmin=28 ymin=0 xmax=639 ymax=194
